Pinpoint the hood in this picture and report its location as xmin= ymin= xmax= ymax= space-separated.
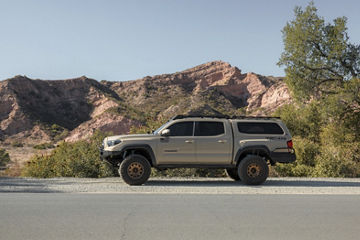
xmin=106 ymin=134 xmax=153 ymax=141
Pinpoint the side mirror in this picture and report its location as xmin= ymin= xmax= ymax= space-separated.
xmin=160 ymin=129 xmax=170 ymax=136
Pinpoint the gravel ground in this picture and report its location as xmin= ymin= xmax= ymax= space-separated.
xmin=1 ymin=177 xmax=360 ymax=194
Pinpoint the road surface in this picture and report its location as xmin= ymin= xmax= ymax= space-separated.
xmin=0 ymin=193 xmax=359 ymax=240
xmin=1 ymin=177 xmax=360 ymax=240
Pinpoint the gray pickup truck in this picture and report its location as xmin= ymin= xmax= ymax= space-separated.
xmin=100 ymin=115 xmax=296 ymax=185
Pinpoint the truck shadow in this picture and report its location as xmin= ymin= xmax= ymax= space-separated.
xmin=2 ymin=177 xmax=360 ymax=192
xmin=265 ymin=179 xmax=360 ymax=187
xmin=0 ymin=177 xmax=62 ymax=193
xmin=146 ymin=178 xmax=360 ymax=187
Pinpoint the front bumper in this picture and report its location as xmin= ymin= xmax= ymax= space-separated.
xmin=99 ymin=149 xmax=110 ymax=159
xmin=99 ymin=147 xmax=121 ymax=160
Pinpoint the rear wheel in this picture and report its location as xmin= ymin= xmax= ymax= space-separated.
xmin=225 ymin=168 xmax=241 ymax=181
xmin=119 ymin=154 xmax=151 ymax=185
xmin=238 ymin=155 xmax=268 ymax=185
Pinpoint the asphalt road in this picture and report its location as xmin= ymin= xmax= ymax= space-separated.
xmin=1 ymin=193 xmax=359 ymax=240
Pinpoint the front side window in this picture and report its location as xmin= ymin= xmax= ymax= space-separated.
xmin=237 ymin=122 xmax=284 ymax=135
xmin=167 ymin=122 xmax=194 ymax=136
xmin=195 ymin=121 xmax=225 ymax=136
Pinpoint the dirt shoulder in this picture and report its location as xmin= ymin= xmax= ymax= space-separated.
xmin=1 ymin=177 xmax=360 ymax=194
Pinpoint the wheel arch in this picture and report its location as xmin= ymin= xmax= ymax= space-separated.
xmin=120 ymin=144 xmax=156 ymax=166
xmin=234 ymin=145 xmax=273 ymax=166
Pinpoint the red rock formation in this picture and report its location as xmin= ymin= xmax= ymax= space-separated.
xmin=108 ymin=61 xmax=292 ymax=115
xmin=0 ymin=61 xmax=292 ymax=145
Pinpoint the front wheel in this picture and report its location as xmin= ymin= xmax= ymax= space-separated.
xmin=119 ymin=154 xmax=151 ymax=185
xmin=238 ymin=155 xmax=268 ymax=185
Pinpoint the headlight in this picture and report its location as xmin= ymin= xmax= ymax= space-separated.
xmin=107 ymin=140 xmax=122 ymax=147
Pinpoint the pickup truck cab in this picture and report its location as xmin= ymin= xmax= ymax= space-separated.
xmin=100 ymin=115 xmax=296 ymax=185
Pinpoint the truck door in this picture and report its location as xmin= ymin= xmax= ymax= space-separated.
xmin=194 ymin=121 xmax=232 ymax=164
xmin=157 ymin=121 xmax=196 ymax=164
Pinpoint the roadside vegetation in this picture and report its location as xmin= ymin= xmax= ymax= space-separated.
xmin=20 ymin=2 xmax=359 ymax=178
xmin=0 ymin=148 xmax=10 ymax=169
xmin=274 ymin=2 xmax=360 ymax=177
xmin=22 ymin=131 xmax=115 ymax=178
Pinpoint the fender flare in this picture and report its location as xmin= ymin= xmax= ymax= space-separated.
xmin=234 ymin=145 xmax=271 ymax=165
xmin=120 ymin=144 xmax=157 ymax=166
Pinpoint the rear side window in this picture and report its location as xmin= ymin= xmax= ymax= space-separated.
xmin=167 ymin=122 xmax=194 ymax=136
xmin=195 ymin=121 xmax=225 ymax=136
xmin=237 ymin=122 xmax=284 ymax=135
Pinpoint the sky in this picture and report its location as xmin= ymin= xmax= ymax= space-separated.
xmin=0 ymin=0 xmax=359 ymax=81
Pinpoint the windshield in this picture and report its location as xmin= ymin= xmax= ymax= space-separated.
xmin=153 ymin=122 xmax=169 ymax=135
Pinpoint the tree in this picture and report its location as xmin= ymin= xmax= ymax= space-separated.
xmin=0 ymin=148 xmax=10 ymax=168
xmin=274 ymin=2 xmax=360 ymax=178
xmin=278 ymin=2 xmax=360 ymax=101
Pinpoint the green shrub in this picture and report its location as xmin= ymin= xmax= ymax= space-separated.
xmin=22 ymin=131 xmax=115 ymax=178
xmin=313 ymin=147 xmax=356 ymax=177
xmin=53 ymin=129 xmax=69 ymax=142
xmin=273 ymin=163 xmax=312 ymax=177
xmin=273 ymin=102 xmax=322 ymax=142
xmin=11 ymin=141 xmax=24 ymax=147
xmin=47 ymin=124 xmax=69 ymax=141
xmin=0 ymin=148 xmax=10 ymax=168
xmin=33 ymin=142 xmax=55 ymax=150
xmin=273 ymin=137 xmax=318 ymax=177
xmin=292 ymin=137 xmax=319 ymax=167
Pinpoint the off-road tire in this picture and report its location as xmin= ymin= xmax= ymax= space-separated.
xmin=238 ymin=155 xmax=268 ymax=185
xmin=225 ymin=168 xmax=241 ymax=181
xmin=119 ymin=154 xmax=151 ymax=185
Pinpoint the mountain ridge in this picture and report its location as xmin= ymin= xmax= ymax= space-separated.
xmin=0 ymin=61 xmax=291 ymax=147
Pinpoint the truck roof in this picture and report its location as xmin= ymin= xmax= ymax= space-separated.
xmin=171 ymin=115 xmax=281 ymax=121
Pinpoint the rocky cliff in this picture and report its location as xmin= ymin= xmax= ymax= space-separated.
xmin=0 ymin=61 xmax=291 ymax=145
xmin=0 ymin=75 xmax=139 ymax=144
xmin=105 ymin=61 xmax=290 ymax=117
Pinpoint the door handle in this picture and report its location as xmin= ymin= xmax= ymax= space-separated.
xmin=218 ymin=140 xmax=227 ymax=143
xmin=185 ymin=140 xmax=194 ymax=143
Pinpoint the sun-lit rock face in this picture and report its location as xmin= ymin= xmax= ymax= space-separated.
xmin=108 ymin=60 xmax=291 ymax=115
xmin=0 ymin=61 xmax=291 ymax=144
